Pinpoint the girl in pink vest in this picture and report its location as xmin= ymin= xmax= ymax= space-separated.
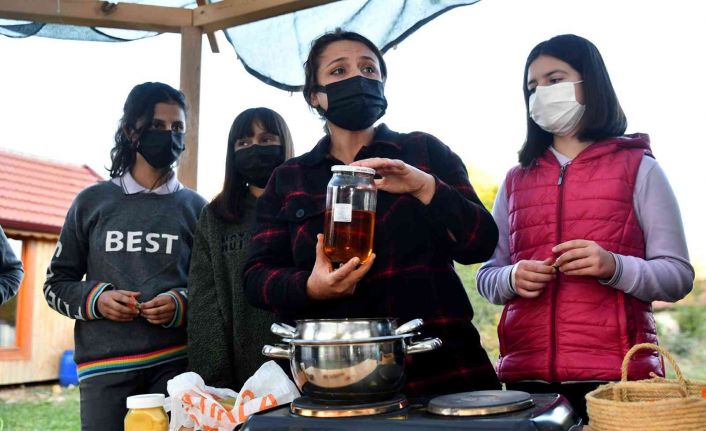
xmin=476 ymin=34 xmax=694 ymax=422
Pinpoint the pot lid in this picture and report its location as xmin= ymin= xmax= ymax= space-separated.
xmin=426 ymin=390 xmax=533 ymax=416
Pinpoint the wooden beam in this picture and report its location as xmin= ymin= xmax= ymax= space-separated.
xmin=204 ymin=25 xmax=219 ymax=53
xmin=195 ymin=0 xmax=219 ymax=53
xmin=178 ymin=25 xmax=202 ymax=190
xmin=193 ymin=0 xmax=339 ymax=33
xmin=0 ymin=0 xmax=192 ymax=33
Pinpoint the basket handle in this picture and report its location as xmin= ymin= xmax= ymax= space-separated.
xmin=618 ymin=343 xmax=688 ymax=398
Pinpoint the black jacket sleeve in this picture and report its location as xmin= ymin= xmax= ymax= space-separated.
xmin=0 ymin=227 xmax=23 ymax=305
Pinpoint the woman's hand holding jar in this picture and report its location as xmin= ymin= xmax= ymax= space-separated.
xmin=306 ymin=234 xmax=375 ymax=300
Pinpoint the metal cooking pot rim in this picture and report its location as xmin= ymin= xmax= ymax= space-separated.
xmin=282 ymin=333 xmax=415 ymax=345
xmin=294 ymin=317 xmax=397 ymax=323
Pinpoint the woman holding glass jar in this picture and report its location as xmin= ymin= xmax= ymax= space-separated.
xmin=243 ymin=30 xmax=500 ymax=397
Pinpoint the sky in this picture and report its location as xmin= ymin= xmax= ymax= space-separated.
xmin=0 ymin=0 xmax=704 ymax=273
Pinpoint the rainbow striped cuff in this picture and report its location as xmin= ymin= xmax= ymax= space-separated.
xmin=85 ymin=282 xmax=112 ymax=320
xmin=161 ymin=290 xmax=186 ymax=328
xmin=77 ymin=344 xmax=187 ymax=380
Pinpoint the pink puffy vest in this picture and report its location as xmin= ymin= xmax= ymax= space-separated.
xmin=497 ymin=134 xmax=664 ymax=383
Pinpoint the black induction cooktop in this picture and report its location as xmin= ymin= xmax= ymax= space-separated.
xmin=242 ymin=393 xmax=583 ymax=431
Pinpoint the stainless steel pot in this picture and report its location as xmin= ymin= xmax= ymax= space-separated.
xmin=270 ymin=317 xmax=424 ymax=341
xmin=263 ymin=320 xmax=441 ymax=402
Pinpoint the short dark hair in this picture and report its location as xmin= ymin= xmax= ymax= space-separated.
xmin=519 ymin=34 xmax=627 ymax=167
xmin=210 ymin=107 xmax=294 ymax=223
xmin=109 ymin=82 xmax=187 ymax=177
xmin=303 ymin=30 xmax=387 ymax=115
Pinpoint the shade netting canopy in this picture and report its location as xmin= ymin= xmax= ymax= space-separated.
xmin=0 ymin=0 xmax=479 ymax=91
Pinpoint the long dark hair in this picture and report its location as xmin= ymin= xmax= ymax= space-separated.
xmin=303 ymin=30 xmax=388 ymax=116
xmin=519 ymin=34 xmax=627 ymax=167
xmin=210 ymin=107 xmax=294 ymax=223
xmin=109 ymin=82 xmax=187 ymax=177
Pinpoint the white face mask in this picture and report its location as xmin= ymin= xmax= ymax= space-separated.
xmin=529 ymin=81 xmax=585 ymax=136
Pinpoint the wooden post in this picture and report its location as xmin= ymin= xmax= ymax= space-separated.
xmin=178 ymin=26 xmax=202 ymax=190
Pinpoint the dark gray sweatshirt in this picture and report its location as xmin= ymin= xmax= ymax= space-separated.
xmin=44 ymin=180 xmax=206 ymax=380
xmin=187 ymin=193 xmax=279 ymax=390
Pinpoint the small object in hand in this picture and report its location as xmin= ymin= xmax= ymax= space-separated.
xmin=552 ymin=258 xmax=561 ymax=269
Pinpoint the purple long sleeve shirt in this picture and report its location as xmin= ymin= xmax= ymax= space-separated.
xmin=476 ymin=148 xmax=694 ymax=305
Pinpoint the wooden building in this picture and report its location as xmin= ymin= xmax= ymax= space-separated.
xmin=0 ymin=149 xmax=102 ymax=385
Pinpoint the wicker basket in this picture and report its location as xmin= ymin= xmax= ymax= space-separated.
xmin=586 ymin=343 xmax=706 ymax=430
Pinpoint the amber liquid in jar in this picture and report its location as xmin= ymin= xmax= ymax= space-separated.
xmin=324 ymin=209 xmax=375 ymax=265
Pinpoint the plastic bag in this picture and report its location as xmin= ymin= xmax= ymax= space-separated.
xmin=166 ymin=361 xmax=299 ymax=431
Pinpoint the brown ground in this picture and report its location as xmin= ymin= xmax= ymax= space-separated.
xmin=0 ymin=382 xmax=76 ymax=404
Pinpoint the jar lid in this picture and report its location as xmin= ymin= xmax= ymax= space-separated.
xmin=126 ymin=393 xmax=165 ymax=409
xmin=331 ymin=165 xmax=376 ymax=175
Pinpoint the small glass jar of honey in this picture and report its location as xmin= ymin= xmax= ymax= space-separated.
xmin=124 ymin=393 xmax=168 ymax=431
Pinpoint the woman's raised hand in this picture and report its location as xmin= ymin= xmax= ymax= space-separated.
xmin=306 ymin=234 xmax=375 ymax=300
xmin=351 ymin=158 xmax=436 ymax=204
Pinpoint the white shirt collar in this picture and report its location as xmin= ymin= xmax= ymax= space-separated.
xmin=549 ymin=146 xmax=572 ymax=166
xmin=111 ymin=170 xmax=183 ymax=195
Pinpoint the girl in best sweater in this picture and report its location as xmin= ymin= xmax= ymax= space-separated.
xmin=44 ymin=82 xmax=206 ymax=431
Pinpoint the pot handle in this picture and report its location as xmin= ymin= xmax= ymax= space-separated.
xmin=394 ymin=318 xmax=424 ymax=335
xmin=270 ymin=322 xmax=297 ymax=338
xmin=262 ymin=344 xmax=292 ymax=359
xmin=405 ymin=338 xmax=442 ymax=355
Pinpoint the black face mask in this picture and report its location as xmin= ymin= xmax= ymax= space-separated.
xmin=137 ymin=130 xmax=185 ymax=169
xmin=234 ymin=145 xmax=284 ymax=188
xmin=316 ymin=76 xmax=387 ymax=131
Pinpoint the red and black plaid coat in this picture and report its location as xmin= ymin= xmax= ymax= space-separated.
xmin=243 ymin=124 xmax=500 ymax=396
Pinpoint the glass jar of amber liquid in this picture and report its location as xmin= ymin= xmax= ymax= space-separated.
xmin=324 ymin=165 xmax=377 ymax=265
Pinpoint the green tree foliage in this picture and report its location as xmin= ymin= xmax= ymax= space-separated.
xmin=459 ymin=164 xmax=502 ymax=363
xmin=466 ymin=163 xmax=499 ymax=211
xmin=456 ymin=264 xmax=503 ymax=366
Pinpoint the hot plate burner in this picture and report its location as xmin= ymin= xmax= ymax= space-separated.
xmin=290 ymin=394 xmax=409 ymax=418
xmin=243 ymin=392 xmax=583 ymax=430
xmin=427 ymin=390 xmax=534 ymax=416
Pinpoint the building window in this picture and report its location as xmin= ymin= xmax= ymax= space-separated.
xmin=0 ymin=296 xmax=19 ymax=347
xmin=0 ymin=237 xmax=24 ymax=348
